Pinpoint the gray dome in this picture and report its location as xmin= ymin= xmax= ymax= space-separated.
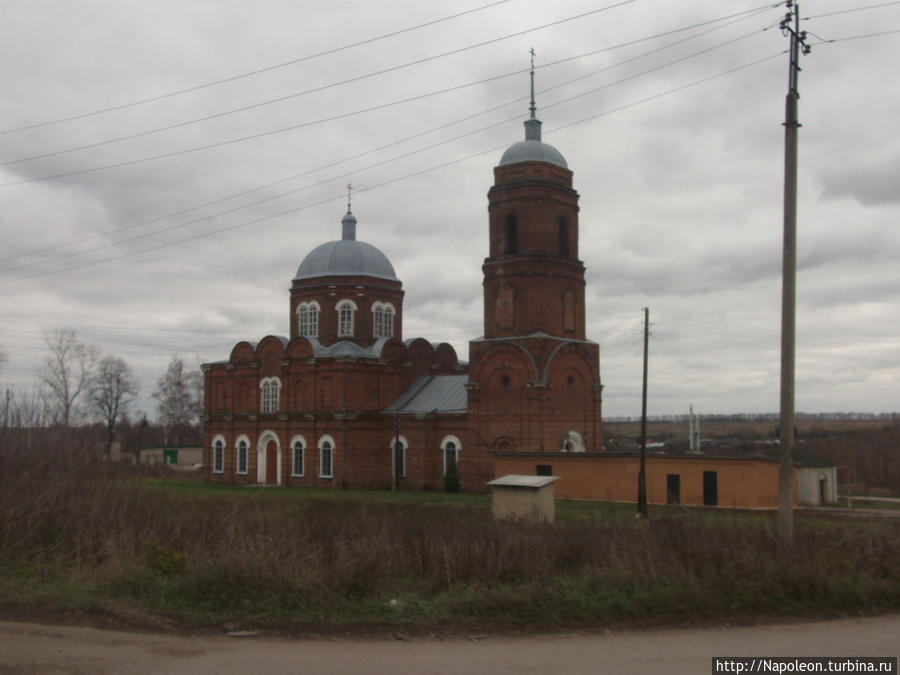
xmin=294 ymin=210 xmax=398 ymax=281
xmin=294 ymin=239 xmax=397 ymax=281
xmin=498 ymin=117 xmax=568 ymax=169
xmin=499 ymin=139 xmax=568 ymax=169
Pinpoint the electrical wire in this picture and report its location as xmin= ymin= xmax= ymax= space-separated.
xmin=2 ymin=1 xmax=779 ymax=178
xmin=0 ymin=0 xmax=510 ymax=136
xmin=1 ymin=5 xmax=784 ymax=265
xmin=1 ymin=24 xmax=778 ymax=276
xmin=0 ymin=0 xmax=634 ymax=169
xmin=0 ymin=49 xmax=786 ymax=286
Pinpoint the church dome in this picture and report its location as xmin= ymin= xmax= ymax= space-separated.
xmin=498 ymin=117 xmax=567 ymax=169
xmin=499 ymin=139 xmax=568 ymax=169
xmin=294 ymin=210 xmax=398 ymax=281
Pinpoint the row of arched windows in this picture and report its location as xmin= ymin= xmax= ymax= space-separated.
xmin=296 ymin=300 xmax=395 ymax=338
xmin=211 ymin=434 xmax=460 ymax=479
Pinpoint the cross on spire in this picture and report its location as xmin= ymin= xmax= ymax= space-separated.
xmin=346 ymin=182 xmax=353 ymax=214
xmin=529 ymin=48 xmax=536 ymax=120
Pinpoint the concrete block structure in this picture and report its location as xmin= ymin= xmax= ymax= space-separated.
xmin=488 ymin=474 xmax=560 ymax=522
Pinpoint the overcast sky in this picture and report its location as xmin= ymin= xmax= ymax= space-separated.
xmin=1 ymin=0 xmax=898 ymax=421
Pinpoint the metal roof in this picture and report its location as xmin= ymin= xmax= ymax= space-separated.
xmin=294 ymin=210 xmax=398 ymax=282
xmin=294 ymin=239 xmax=397 ymax=281
xmin=488 ymin=474 xmax=560 ymax=489
xmin=498 ymin=117 xmax=567 ymax=169
xmin=499 ymin=139 xmax=568 ymax=169
xmin=384 ymin=375 xmax=468 ymax=415
xmin=305 ymin=336 xmax=391 ymax=359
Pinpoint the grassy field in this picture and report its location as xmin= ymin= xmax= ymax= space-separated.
xmin=2 ymin=448 xmax=899 ymax=633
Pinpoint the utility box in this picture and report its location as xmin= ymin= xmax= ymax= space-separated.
xmin=488 ymin=474 xmax=560 ymax=523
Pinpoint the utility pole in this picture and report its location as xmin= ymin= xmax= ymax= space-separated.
xmin=392 ymin=414 xmax=401 ymax=492
xmin=778 ymin=1 xmax=810 ymax=552
xmin=637 ymin=307 xmax=649 ymax=518
xmin=341 ymin=361 xmax=348 ymax=489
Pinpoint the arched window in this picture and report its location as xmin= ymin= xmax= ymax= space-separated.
xmin=372 ymin=302 xmax=396 ymax=338
xmin=236 ymin=437 xmax=248 ymax=475
xmin=389 ymin=434 xmax=408 ymax=479
xmin=336 ymin=299 xmax=357 ymax=337
xmin=504 ymin=213 xmax=518 ymax=254
xmin=441 ymin=435 xmax=461 ymax=475
xmin=296 ymin=301 xmax=320 ymax=337
xmin=290 ymin=436 xmax=305 ymax=477
xmin=212 ymin=436 xmax=225 ymax=474
xmin=318 ymin=436 xmax=334 ymax=478
xmin=259 ymin=376 xmax=281 ymax=414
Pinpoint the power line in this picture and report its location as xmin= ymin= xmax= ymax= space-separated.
xmin=1 ymin=0 xmax=634 ymax=171
xmin=0 ymin=50 xmax=784 ymax=286
xmin=1 ymin=6 xmax=782 ymax=266
xmin=0 ymin=5 xmax=780 ymax=192
xmin=3 ymin=2 xmax=777 ymax=170
xmin=0 ymin=0 xmax=510 ymax=136
xmin=812 ymin=28 xmax=900 ymax=43
xmin=803 ymin=0 xmax=900 ymax=21
xmin=2 ymin=26 xmax=779 ymax=277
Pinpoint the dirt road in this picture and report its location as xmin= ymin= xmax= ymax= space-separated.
xmin=1 ymin=615 xmax=897 ymax=674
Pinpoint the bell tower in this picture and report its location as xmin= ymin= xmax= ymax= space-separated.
xmin=469 ymin=54 xmax=602 ymax=456
xmin=482 ymin=59 xmax=585 ymax=340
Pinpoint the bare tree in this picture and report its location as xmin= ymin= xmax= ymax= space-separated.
xmin=39 ymin=329 xmax=98 ymax=427
xmin=153 ymin=356 xmax=201 ymax=446
xmin=90 ymin=355 xmax=140 ymax=458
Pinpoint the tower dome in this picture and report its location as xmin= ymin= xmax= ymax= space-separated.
xmin=499 ymin=118 xmax=568 ymax=169
xmin=294 ymin=209 xmax=398 ymax=281
xmin=498 ymin=54 xmax=567 ymax=169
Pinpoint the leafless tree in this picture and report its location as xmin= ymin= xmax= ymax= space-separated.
xmin=153 ymin=356 xmax=202 ymax=446
xmin=90 ymin=355 xmax=140 ymax=458
xmin=1 ymin=385 xmax=49 ymax=429
xmin=39 ymin=329 xmax=98 ymax=427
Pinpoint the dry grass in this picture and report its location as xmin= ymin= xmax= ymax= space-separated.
xmin=2 ymin=433 xmax=899 ymax=629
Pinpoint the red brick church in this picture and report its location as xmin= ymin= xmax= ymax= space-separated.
xmin=202 ymin=97 xmax=604 ymax=492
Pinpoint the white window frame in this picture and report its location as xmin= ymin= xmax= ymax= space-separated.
xmin=296 ymin=301 xmax=320 ymax=338
xmin=336 ymin=299 xmax=357 ymax=337
xmin=372 ymin=301 xmax=396 ymax=338
xmin=236 ymin=435 xmax=250 ymax=475
xmin=389 ymin=434 xmax=408 ymax=478
xmin=441 ymin=435 xmax=461 ymax=475
xmin=290 ymin=435 xmax=306 ymax=477
xmin=212 ymin=435 xmax=226 ymax=474
xmin=259 ymin=376 xmax=281 ymax=414
xmin=318 ymin=435 xmax=335 ymax=479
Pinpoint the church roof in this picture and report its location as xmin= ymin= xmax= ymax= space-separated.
xmin=305 ymin=336 xmax=391 ymax=359
xmin=499 ymin=120 xmax=568 ymax=169
xmin=498 ymin=61 xmax=568 ymax=169
xmin=294 ymin=210 xmax=398 ymax=282
xmin=384 ymin=375 xmax=468 ymax=415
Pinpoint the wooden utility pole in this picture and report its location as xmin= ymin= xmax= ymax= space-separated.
xmin=778 ymin=1 xmax=810 ymax=552
xmin=637 ymin=307 xmax=649 ymax=518
xmin=392 ymin=415 xmax=401 ymax=492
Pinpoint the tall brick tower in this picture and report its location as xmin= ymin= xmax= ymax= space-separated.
xmin=468 ymin=61 xmax=603 ymax=461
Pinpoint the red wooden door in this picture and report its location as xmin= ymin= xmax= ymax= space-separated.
xmin=266 ymin=441 xmax=277 ymax=484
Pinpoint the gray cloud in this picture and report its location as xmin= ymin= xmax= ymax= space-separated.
xmin=2 ymin=0 xmax=899 ymax=419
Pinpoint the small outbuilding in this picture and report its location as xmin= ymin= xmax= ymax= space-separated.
xmin=488 ymin=474 xmax=560 ymax=523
